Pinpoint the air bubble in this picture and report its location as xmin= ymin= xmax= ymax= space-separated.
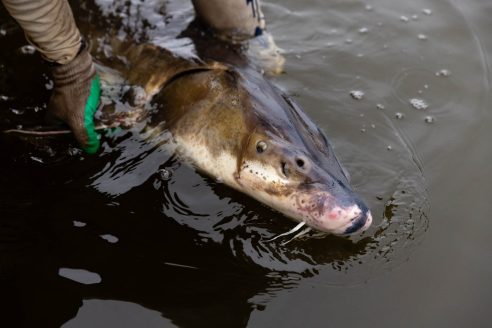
xmin=365 ymin=5 xmax=373 ymax=11
xmin=409 ymin=98 xmax=428 ymax=110
xmin=436 ymin=69 xmax=451 ymax=77
xmin=358 ymin=27 xmax=369 ymax=34
xmin=400 ymin=16 xmax=409 ymax=22
xmin=0 ymin=29 xmax=6 ymax=36
xmin=422 ymin=8 xmax=432 ymax=15
xmin=418 ymin=34 xmax=428 ymax=41
xmin=395 ymin=112 xmax=404 ymax=119
xmin=350 ymin=90 xmax=365 ymax=100
xmin=345 ymin=38 xmax=353 ymax=44
xmin=387 ymin=145 xmax=393 ymax=151
xmin=158 ymin=168 xmax=172 ymax=180
xmin=424 ymin=116 xmax=435 ymax=124
xmin=20 ymin=45 xmax=36 ymax=55
xmin=68 ymin=147 xmax=82 ymax=156
xmin=412 ymin=15 xmax=419 ymax=21
xmin=45 ymin=80 xmax=54 ymax=90
xmin=376 ymin=104 xmax=385 ymax=110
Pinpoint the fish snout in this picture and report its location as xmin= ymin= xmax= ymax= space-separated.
xmin=341 ymin=208 xmax=372 ymax=235
xmin=308 ymin=194 xmax=372 ymax=235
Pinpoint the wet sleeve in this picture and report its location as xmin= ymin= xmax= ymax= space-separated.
xmin=1 ymin=0 xmax=81 ymax=64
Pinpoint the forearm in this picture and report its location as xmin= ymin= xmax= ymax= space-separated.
xmin=1 ymin=0 xmax=81 ymax=64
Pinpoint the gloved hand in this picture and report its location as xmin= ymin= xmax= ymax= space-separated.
xmin=47 ymin=43 xmax=101 ymax=154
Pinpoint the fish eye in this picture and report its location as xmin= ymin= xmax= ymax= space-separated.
xmin=256 ymin=141 xmax=267 ymax=153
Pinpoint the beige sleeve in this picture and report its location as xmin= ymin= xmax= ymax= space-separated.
xmin=191 ymin=0 xmax=265 ymax=41
xmin=2 ymin=0 xmax=81 ymax=64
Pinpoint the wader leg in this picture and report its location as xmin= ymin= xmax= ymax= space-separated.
xmin=191 ymin=0 xmax=284 ymax=74
xmin=191 ymin=0 xmax=266 ymax=42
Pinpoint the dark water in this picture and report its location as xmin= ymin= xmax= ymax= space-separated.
xmin=1 ymin=0 xmax=491 ymax=327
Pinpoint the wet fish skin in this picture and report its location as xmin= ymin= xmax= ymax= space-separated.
xmin=143 ymin=61 xmax=372 ymax=235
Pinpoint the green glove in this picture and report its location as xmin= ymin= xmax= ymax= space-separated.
xmin=47 ymin=43 xmax=101 ymax=154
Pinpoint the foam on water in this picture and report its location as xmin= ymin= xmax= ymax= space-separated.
xmin=350 ymin=90 xmax=365 ymax=100
xmin=409 ymin=98 xmax=428 ymax=110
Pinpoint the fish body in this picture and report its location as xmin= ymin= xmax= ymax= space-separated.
xmin=116 ymin=44 xmax=372 ymax=235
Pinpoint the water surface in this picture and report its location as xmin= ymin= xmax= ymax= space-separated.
xmin=0 ymin=0 xmax=491 ymax=327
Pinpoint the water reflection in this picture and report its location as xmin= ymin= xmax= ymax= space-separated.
xmin=58 ymin=268 xmax=103 ymax=285
xmin=62 ymin=300 xmax=176 ymax=328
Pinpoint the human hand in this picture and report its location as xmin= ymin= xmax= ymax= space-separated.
xmin=47 ymin=44 xmax=101 ymax=154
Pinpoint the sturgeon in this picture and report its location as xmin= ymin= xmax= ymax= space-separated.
xmin=5 ymin=40 xmax=373 ymax=235
xmin=110 ymin=42 xmax=373 ymax=235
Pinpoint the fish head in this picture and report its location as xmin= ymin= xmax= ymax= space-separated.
xmin=236 ymin=73 xmax=372 ymax=235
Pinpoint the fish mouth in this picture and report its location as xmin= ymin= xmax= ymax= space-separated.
xmin=341 ymin=210 xmax=372 ymax=235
